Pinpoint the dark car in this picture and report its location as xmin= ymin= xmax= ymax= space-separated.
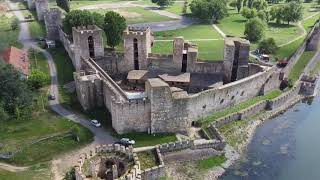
xmin=48 ymin=94 xmax=56 ymax=100
xmin=114 ymin=138 xmax=135 ymax=147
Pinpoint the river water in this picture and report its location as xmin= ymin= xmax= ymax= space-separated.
xmin=221 ymin=93 xmax=320 ymax=180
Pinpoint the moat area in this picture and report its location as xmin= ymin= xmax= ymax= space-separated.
xmin=221 ymin=89 xmax=320 ymax=180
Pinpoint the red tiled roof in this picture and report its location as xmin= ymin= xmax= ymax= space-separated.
xmin=0 ymin=46 xmax=29 ymax=76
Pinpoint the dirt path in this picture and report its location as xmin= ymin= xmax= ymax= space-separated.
xmin=0 ymin=162 xmax=28 ymax=172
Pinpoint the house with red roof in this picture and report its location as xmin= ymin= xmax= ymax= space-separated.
xmin=0 ymin=46 xmax=29 ymax=78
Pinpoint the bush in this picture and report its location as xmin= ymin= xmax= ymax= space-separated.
xmin=190 ymin=0 xmax=228 ymax=23
xmin=258 ymin=38 xmax=278 ymax=54
xmin=27 ymin=69 xmax=49 ymax=90
xmin=241 ymin=7 xmax=257 ymax=19
xmin=103 ymin=11 xmax=127 ymax=49
xmin=244 ymin=17 xmax=265 ymax=42
xmin=11 ymin=18 xmax=19 ymax=30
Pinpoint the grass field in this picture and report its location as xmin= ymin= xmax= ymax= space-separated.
xmin=88 ymin=7 xmax=175 ymax=24
xmin=196 ymin=154 xmax=226 ymax=171
xmin=0 ymin=49 xmax=93 ymax=166
xmin=28 ymin=21 xmax=46 ymax=39
xmin=115 ymin=133 xmax=177 ymax=147
xmin=200 ymin=90 xmax=282 ymax=126
xmin=288 ymin=51 xmax=316 ymax=83
xmin=164 ymin=1 xmax=191 ymax=15
xmin=152 ymin=24 xmax=224 ymax=60
xmin=0 ymin=163 xmax=52 ymax=180
xmin=0 ymin=15 xmax=22 ymax=51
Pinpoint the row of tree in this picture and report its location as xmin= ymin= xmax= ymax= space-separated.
xmin=63 ymin=10 xmax=127 ymax=49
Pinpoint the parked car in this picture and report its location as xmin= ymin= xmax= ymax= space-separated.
xmin=48 ymin=94 xmax=56 ymax=100
xmin=90 ymin=119 xmax=101 ymax=127
xmin=114 ymin=138 xmax=135 ymax=147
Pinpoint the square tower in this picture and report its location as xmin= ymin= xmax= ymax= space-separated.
xmin=35 ymin=0 xmax=49 ymax=21
xmin=123 ymin=26 xmax=153 ymax=71
xmin=44 ymin=8 xmax=62 ymax=41
xmin=72 ymin=25 xmax=104 ymax=70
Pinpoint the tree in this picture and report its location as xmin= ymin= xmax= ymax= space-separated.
xmin=252 ymin=0 xmax=268 ymax=11
xmin=229 ymin=0 xmax=238 ymax=8
xmin=103 ymin=11 xmax=127 ymax=49
xmin=63 ymin=10 xmax=95 ymax=34
xmin=236 ymin=0 xmax=243 ymax=13
xmin=182 ymin=0 xmax=188 ymax=14
xmin=190 ymin=0 xmax=228 ymax=23
xmin=0 ymin=61 xmax=32 ymax=118
xmin=27 ymin=69 xmax=49 ymax=90
xmin=11 ymin=18 xmax=19 ymax=30
xmin=56 ymin=0 xmax=70 ymax=12
xmin=244 ymin=17 xmax=265 ymax=42
xmin=258 ymin=38 xmax=278 ymax=54
xmin=241 ymin=7 xmax=257 ymax=19
xmin=282 ymin=2 xmax=303 ymax=24
xmin=151 ymin=0 xmax=173 ymax=7
xmin=91 ymin=12 xmax=105 ymax=28
xmin=269 ymin=5 xmax=283 ymax=24
xmin=257 ymin=10 xmax=266 ymax=21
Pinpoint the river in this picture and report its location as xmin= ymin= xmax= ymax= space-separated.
xmin=221 ymin=92 xmax=320 ymax=180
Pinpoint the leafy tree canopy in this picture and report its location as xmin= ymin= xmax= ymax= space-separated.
xmin=258 ymin=38 xmax=278 ymax=54
xmin=190 ymin=0 xmax=228 ymax=23
xmin=103 ymin=11 xmax=127 ymax=49
xmin=244 ymin=17 xmax=266 ymax=42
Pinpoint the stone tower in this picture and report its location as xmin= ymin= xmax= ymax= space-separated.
xmin=27 ymin=0 xmax=35 ymax=10
xmin=35 ymin=0 xmax=49 ymax=21
xmin=223 ymin=37 xmax=250 ymax=83
xmin=44 ymin=8 xmax=62 ymax=41
xmin=123 ymin=26 xmax=153 ymax=71
xmin=72 ymin=25 xmax=104 ymax=70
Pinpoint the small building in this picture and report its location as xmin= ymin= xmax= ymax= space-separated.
xmin=0 ymin=46 xmax=29 ymax=78
xmin=46 ymin=39 xmax=56 ymax=48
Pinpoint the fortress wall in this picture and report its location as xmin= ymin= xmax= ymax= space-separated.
xmin=188 ymin=61 xmax=224 ymax=74
xmin=248 ymin=63 xmax=264 ymax=76
xmin=111 ymin=99 xmax=151 ymax=134
xmin=267 ymin=83 xmax=301 ymax=110
xmin=282 ymin=21 xmax=319 ymax=79
xmin=58 ymin=27 xmax=76 ymax=67
xmin=186 ymin=67 xmax=275 ymax=122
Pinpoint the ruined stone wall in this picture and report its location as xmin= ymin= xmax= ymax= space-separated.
xmin=111 ymin=99 xmax=151 ymax=134
xmin=73 ymin=72 xmax=104 ymax=110
xmin=35 ymin=0 xmax=48 ymax=21
xmin=282 ymin=21 xmax=320 ymax=79
xmin=27 ymin=0 xmax=35 ymax=10
xmin=267 ymin=83 xmax=301 ymax=110
xmin=58 ymin=27 xmax=76 ymax=66
xmin=140 ymin=148 xmax=166 ymax=180
xmin=306 ymin=26 xmax=320 ymax=51
xmin=123 ymin=27 xmax=152 ymax=71
xmin=146 ymin=79 xmax=189 ymax=133
xmin=186 ymin=66 xmax=275 ymax=123
xmin=44 ymin=8 xmax=61 ymax=41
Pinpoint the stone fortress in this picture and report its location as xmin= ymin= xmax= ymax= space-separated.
xmin=40 ymin=5 xmax=320 ymax=135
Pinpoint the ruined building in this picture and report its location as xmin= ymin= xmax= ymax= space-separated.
xmin=44 ymin=8 xmax=281 ymax=134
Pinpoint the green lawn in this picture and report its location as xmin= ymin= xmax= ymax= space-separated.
xmin=275 ymin=36 xmax=306 ymax=59
xmin=69 ymin=0 xmax=121 ymax=9
xmin=0 ymin=16 xmax=22 ymax=51
xmin=302 ymin=14 xmax=320 ymax=32
xmin=28 ymin=21 xmax=46 ymax=39
xmin=196 ymin=154 xmax=226 ymax=171
xmin=88 ymin=7 xmax=176 ymax=24
xmin=152 ymin=24 xmax=224 ymax=60
xmin=115 ymin=133 xmax=177 ymax=147
xmin=200 ymin=90 xmax=282 ymax=126
xmin=164 ymin=1 xmax=191 ymax=15
xmin=0 ymin=163 xmax=52 ymax=180
xmin=0 ymin=48 xmax=93 ymax=166
xmin=288 ymin=51 xmax=316 ymax=83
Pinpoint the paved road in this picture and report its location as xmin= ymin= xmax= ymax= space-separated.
xmin=7 ymin=0 xmax=115 ymax=145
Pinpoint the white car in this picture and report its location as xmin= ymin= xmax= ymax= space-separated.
xmin=90 ymin=119 xmax=101 ymax=127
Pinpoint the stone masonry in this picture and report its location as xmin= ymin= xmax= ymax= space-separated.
xmin=35 ymin=0 xmax=49 ymax=21
xmin=44 ymin=8 xmax=62 ymax=41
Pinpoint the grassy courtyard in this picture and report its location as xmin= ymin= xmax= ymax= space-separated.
xmin=115 ymin=132 xmax=177 ymax=147
xmin=88 ymin=7 xmax=176 ymax=24
xmin=152 ymin=24 xmax=224 ymax=60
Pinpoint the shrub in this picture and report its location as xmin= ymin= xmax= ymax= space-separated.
xmin=244 ymin=17 xmax=265 ymax=42
xmin=258 ymin=38 xmax=278 ymax=54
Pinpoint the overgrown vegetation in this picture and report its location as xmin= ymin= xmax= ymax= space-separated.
xmin=137 ymin=150 xmax=158 ymax=170
xmin=288 ymin=51 xmax=316 ymax=83
xmin=0 ymin=163 xmax=52 ymax=180
xmin=200 ymin=90 xmax=282 ymax=126
xmin=196 ymin=154 xmax=226 ymax=171
xmin=0 ymin=16 xmax=22 ymax=51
